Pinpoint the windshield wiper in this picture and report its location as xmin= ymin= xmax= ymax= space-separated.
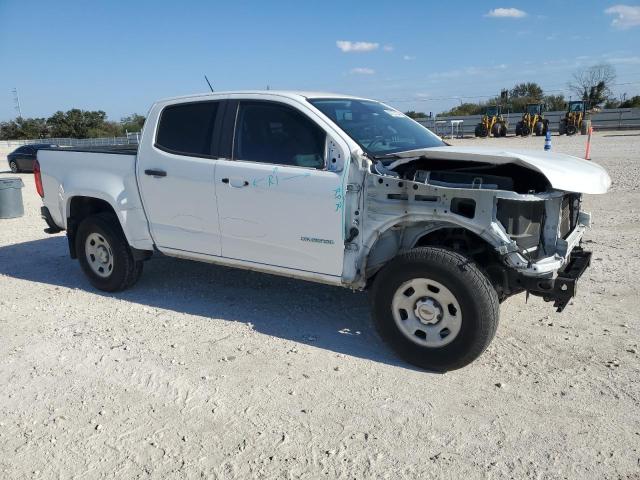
xmin=372 ymin=152 xmax=402 ymax=160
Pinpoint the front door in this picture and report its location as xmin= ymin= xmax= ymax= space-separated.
xmin=137 ymin=100 xmax=223 ymax=256
xmin=214 ymin=101 xmax=345 ymax=276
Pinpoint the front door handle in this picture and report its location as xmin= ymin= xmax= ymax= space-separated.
xmin=145 ymin=169 xmax=167 ymax=177
xmin=221 ymin=178 xmax=249 ymax=188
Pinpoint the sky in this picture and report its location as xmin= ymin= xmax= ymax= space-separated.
xmin=1 ymin=0 xmax=639 ymax=122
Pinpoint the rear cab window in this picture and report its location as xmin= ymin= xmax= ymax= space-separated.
xmin=233 ymin=101 xmax=325 ymax=169
xmin=155 ymin=101 xmax=220 ymax=157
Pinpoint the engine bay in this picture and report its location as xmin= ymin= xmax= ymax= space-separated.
xmin=388 ymin=158 xmax=551 ymax=194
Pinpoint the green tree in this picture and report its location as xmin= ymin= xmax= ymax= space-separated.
xmin=543 ymin=94 xmax=566 ymax=111
xmin=440 ymin=103 xmax=486 ymax=116
xmin=0 ymin=117 xmax=48 ymax=140
xmin=404 ymin=111 xmax=429 ymax=119
xmin=120 ymin=113 xmax=145 ymax=133
xmin=620 ymin=95 xmax=640 ymax=108
xmin=0 ymin=110 xmax=148 ymax=140
xmin=47 ymin=109 xmax=109 ymax=138
xmin=582 ymin=81 xmax=609 ymax=107
xmin=510 ymin=82 xmax=544 ymax=100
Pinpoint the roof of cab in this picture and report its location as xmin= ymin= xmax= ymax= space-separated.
xmin=156 ymin=90 xmax=372 ymax=104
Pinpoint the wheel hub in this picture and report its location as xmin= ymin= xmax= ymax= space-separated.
xmin=391 ymin=278 xmax=463 ymax=348
xmin=414 ymin=298 xmax=442 ymax=325
xmin=85 ymin=232 xmax=114 ymax=278
xmin=96 ymin=245 xmax=109 ymax=264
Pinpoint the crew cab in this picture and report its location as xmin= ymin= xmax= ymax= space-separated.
xmin=35 ymin=91 xmax=611 ymax=371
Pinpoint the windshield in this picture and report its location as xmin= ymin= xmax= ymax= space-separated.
xmin=526 ymin=104 xmax=541 ymax=114
xmin=308 ymin=98 xmax=445 ymax=157
xmin=569 ymin=102 xmax=584 ymax=112
xmin=486 ymin=106 xmax=500 ymax=116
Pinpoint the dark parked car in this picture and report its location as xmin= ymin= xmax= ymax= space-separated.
xmin=7 ymin=144 xmax=57 ymax=173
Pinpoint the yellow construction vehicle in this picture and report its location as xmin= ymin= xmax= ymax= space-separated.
xmin=515 ymin=103 xmax=549 ymax=137
xmin=474 ymin=105 xmax=508 ymax=138
xmin=559 ymin=100 xmax=591 ymax=135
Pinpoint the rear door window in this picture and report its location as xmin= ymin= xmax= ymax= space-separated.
xmin=155 ymin=101 xmax=220 ymax=157
xmin=233 ymin=102 xmax=325 ymax=169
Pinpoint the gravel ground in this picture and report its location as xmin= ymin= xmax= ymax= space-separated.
xmin=1 ymin=131 xmax=639 ymax=479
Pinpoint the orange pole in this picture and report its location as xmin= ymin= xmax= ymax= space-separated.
xmin=584 ymin=126 xmax=593 ymax=160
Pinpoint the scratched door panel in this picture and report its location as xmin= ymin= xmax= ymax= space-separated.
xmin=214 ymin=159 xmax=345 ymax=276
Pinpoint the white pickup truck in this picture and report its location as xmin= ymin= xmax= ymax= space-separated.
xmin=36 ymin=91 xmax=611 ymax=371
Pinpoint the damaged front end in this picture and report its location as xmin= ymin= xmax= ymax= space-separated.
xmin=360 ymin=151 xmax=609 ymax=311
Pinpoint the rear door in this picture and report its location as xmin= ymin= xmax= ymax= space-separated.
xmin=213 ymin=99 xmax=345 ymax=276
xmin=137 ymin=99 xmax=224 ymax=256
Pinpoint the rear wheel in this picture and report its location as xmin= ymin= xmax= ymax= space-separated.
xmin=9 ymin=160 xmax=19 ymax=173
xmin=521 ymin=125 xmax=531 ymax=136
xmin=515 ymin=123 xmax=523 ymax=136
xmin=566 ymin=124 xmax=578 ymax=136
xmin=370 ymin=247 xmax=499 ymax=371
xmin=76 ymin=212 xmax=143 ymax=292
xmin=534 ymin=121 xmax=544 ymax=136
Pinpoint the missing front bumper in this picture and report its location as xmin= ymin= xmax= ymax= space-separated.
xmin=518 ymin=247 xmax=592 ymax=312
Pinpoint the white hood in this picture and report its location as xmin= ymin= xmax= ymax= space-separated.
xmin=386 ymin=146 xmax=611 ymax=194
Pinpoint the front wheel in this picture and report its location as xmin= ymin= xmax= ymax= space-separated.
xmin=9 ymin=160 xmax=19 ymax=173
xmin=370 ymin=247 xmax=499 ymax=371
xmin=76 ymin=212 xmax=143 ymax=292
xmin=534 ymin=121 xmax=544 ymax=136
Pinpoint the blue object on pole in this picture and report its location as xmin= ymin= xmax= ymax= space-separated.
xmin=544 ymin=131 xmax=551 ymax=151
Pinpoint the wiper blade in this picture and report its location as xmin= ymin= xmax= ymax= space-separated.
xmin=372 ymin=152 xmax=402 ymax=160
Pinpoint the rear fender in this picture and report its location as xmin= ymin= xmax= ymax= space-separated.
xmin=61 ymin=172 xmax=153 ymax=251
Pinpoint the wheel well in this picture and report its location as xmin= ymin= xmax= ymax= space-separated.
xmin=414 ymin=228 xmax=508 ymax=299
xmin=415 ymin=227 xmax=488 ymax=253
xmin=67 ymin=197 xmax=118 ymax=259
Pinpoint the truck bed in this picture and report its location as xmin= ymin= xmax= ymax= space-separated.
xmin=37 ymin=146 xmax=153 ymax=250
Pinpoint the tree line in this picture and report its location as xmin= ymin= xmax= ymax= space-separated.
xmin=406 ymin=63 xmax=640 ymax=118
xmin=0 ymin=110 xmax=145 ymax=140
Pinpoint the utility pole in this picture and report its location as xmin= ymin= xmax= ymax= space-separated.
xmin=12 ymin=88 xmax=23 ymax=118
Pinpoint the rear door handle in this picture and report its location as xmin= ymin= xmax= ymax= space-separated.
xmin=145 ymin=169 xmax=167 ymax=177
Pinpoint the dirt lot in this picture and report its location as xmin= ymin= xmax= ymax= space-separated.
xmin=1 ymin=131 xmax=639 ymax=479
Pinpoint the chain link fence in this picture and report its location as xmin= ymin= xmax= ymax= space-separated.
xmin=0 ymin=132 xmax=140 ymax=149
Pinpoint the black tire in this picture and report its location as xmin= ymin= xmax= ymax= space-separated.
xmin=521 ymin=125 xmax=531 ymax=136
xmin=559 ymin=121 xmax=566 ymax=135
xmin=370 ymin=247 xmax=499 ymax=372
xmin=515 ymin=123 xmax=522 ymax=136
xmin=475 ymin=124 xmax=488 ymax=137
xmin=566 ymin=124 xmax=578 ymax=136
xmin=76 ymin=212 xmax=143 ymax=292
xmin=499 ymin=124 xmax=507 ymax=137
xmin=9 ymin=160 xmax=19 ymax=173
xmin=491 ymin=122 xmax=501 ymax=137
xmin=534 ymin=121 xmax=544 ymax=136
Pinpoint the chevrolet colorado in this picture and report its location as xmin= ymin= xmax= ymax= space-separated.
xmin=35 ymin=91 xmax=611 ymax=371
